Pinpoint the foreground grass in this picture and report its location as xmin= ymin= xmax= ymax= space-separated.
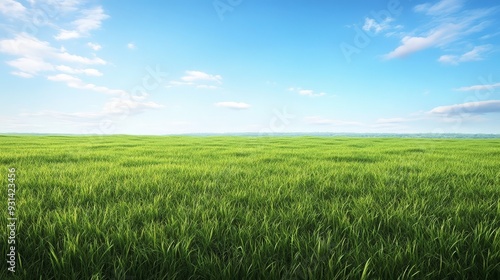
xmin=1 ymin=135 xmax=500 ymax=279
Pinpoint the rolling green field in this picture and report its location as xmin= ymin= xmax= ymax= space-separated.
xmin=1 ymin=135 xmax=500 ymax=279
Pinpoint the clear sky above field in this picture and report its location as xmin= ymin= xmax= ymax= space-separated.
xmin=1 ymin=0 xmax=499 ymax=134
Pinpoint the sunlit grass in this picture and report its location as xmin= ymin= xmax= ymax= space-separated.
xmin=1 ymin=135 xmax=499 ymax=279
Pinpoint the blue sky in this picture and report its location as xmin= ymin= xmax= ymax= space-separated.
xmin=1 ymin=0 xmax=499 ymax=135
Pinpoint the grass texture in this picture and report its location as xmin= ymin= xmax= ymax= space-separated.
xmin=1 ymin=135 xmax=500 ymax=279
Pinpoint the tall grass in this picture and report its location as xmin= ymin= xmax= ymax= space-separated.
xmin=1 ymin=135 xmax=499 ymax=279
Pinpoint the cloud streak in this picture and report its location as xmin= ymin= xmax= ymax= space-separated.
xmin=430 ymin=100 xmax=500 ymax=115
xmin=182 ymin=70 xmax=222 ymax=84
xmin=414 ymin=0 xmax=464 ymax=16
xmin=47 ymin=74 xmax=126 ymax=95
xmin=289 ymin=87 xmax=326 ymax=97
xmin=438 ymin=45 xmax=492 ymax=65
xmin=455 ymin=82 xmax=500 ymax=92
xmin=55 ymin=65 xmax=103 ymax=76
xmin=168 ymin=70 xmax=222 ymax=89
xmin=384 ymin=24 xmax=459 ymax=59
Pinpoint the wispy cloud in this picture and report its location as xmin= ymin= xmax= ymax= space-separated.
xmin=55 ymin=65 xmax=103 ymax=76
xmin=414 ymin=0 xmax=464 ymax=16
xmin=168 ymin=70 xmax=222 ymax=89
xmin=47 ymin=74 xmax=126 ymax=95
xmin=87 ymin=42 xmax=102 ymax=51
xmin=362 ymin=17 xmax=394 ymax=34
xmin=480 ymin=31 xmax=500 ymax=40
xmin=455 ymin=82 xmax=500 ymax=92
xmin=182 ymin=70 xmax=222 ymax=84
xmin=0 ymin=0 xmax=27 ymax=19
xmin=438 ymin=45 xmax=492 ymax=65
xmin=430 ymin=100 xmax=500 ymax=115
xmin=384 ymin=0 xmax=496 ymax=60
xmin=384 ymin=27 xmax=452 ymax=59
xmin=304 ymin=116 xmax=363 ymax=126
xmin=0 ymin=33 xmax=107 ymax=64
xmin=288 ymin=87 xmax=326 ymax=97
xmin=55 ymin=6 xmax=109 ymax=40
xmin=6 ymin=57 xmax=54 ymax=77
xmin=215 ymin=102 xmax=251 ymax=110
xmin=127 ymin=42 xmax=136 ymax=50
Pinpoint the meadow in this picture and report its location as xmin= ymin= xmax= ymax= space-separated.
xmin=1 ymin=135 xmax=499 ymax=279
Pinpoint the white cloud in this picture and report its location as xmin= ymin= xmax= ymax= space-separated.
xmin=414 ymin=0 xmax=464 ymax=16
xmin=289 ymin=87 xmax=326 ymax=97
xmin=55 ymin=6 xmax=109 ymax=40
xmin=438 ymin=45 xmax=492 ymax=65
xmin=7 ymin=57 xmax=54 ymax=75
xmin=168 ymin=70 xmax=223 ymax=89
xmin=0 ymin=0 xmax=26 ymax=18
xmin=47 ymin=74 xmax=126 ymax=95
xmin=363 ymin=17 xmax=394 ymax=34
xmin=0 ymin=33 xmax=106 ymax=76
xmin=437 ymin=55 xmax=457 ymax=64
xmin=0 ymin=33 xmax=53 ymax=56
xmin=384 ymin=25 xmax=457 ymax=59
xmin=430 ymin=100 xmax=500 ymax=115
xmin=47 ymin=73 xmax=82 ymax=85
xmin=57 ymin=51 xmax=106 ymax=65
xmin=55 ymin=30 xmax=80 ymax=40
xmin=73 ymin=7 xmax=107 ymax=33
xmin=127 ymin=43 xmax=136 ymax=50
xmin=0 ymin=33 xmax=106 ymax=65
xmin=215 ymin=102 xmax=251 ymax=110
xmin=455 ymin=82 xmax=500 ymax=92
xmin=87 ymin=42 xmax=102 ymax=51
xmin=55 ymin=65 xmax=103 ymax=76
xmin=181 ymin=70 xmax=222 ymax=84
xmin=304 ymin=116 xmax=363 ymax=126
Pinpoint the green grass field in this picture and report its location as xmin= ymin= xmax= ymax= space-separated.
xmin=1 ymin=135 xmax=500 ymax=279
